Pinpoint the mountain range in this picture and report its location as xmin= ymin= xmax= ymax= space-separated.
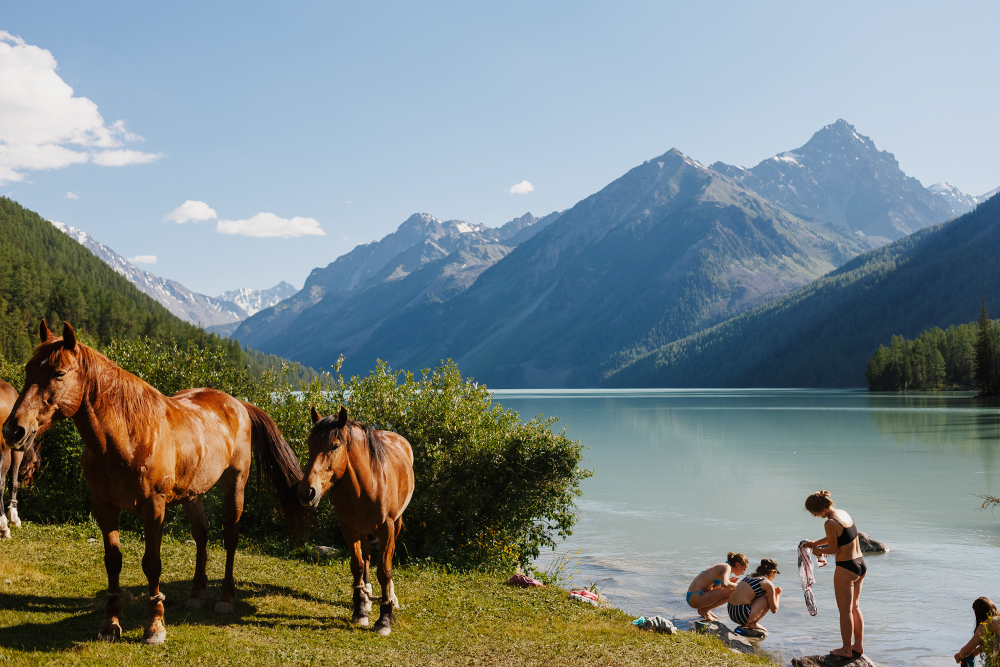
xmin=605 ymin=190 xmax=1000 ymax=387
xmin=50 ymin=221 xmax=296 ymax=328
xmin=203 ymin=120 xmax=999 ymax=387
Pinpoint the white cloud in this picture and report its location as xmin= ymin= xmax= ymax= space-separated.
xmin=507 ymin=180 xmax=535 ymax=194
xmin=216 ymin=212 xmax=326 ymax=238
xmin=0 ymin=31 xmax=162 ymax=184
xmin=163 ymin=200 xmax=218 ymax=224
xmin=92 ymin=149 xmax=163 ymax=167
xmin=128 ymin=254 xmax=157 ymax=265
xmin=63 ymin=191 xmax=79 ymax=199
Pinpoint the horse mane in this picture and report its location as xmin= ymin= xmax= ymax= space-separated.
xmin=313 ymin=416 xmax=388 ymax=478
xmin=30 ymin=340 xmax=164 ymax=422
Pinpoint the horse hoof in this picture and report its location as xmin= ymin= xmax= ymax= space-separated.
xmin=374 ymin=619 xmax=391 ymax=636
xmin=185 ymin=597 xmax=206 ymax=610
xmin=97 ymin=625 xmax=121 ymax=642
xmin=352 ymin=615 xmax=369 ymax=627
xmin=142 ymin=630 xmax=166 ymax=645
xmin=0 ymin=529 xmax=10 ymax=540
xmin=214 ymin=601 xmax=234 ymax=614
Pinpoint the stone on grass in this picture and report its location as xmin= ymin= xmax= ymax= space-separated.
xmin=312 ymin=545 xmax=339 ymax=558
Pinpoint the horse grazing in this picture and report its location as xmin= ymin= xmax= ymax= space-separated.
xmin=1 ymin=321 xmax=308 ymax=645
xmin=297 ymin=406 xmax=414 ymax=636
xmin=0 ymin=379 xmax=41 ymax=539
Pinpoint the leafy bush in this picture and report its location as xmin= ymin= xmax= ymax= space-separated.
xmin=8 ymin=338 xmax=589 ymax=571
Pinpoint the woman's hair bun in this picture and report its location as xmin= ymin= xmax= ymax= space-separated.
xmin=727 ymin=552 xmax=748 ymax=566
xmin=820 ymin=490 xmax=831 ymax=497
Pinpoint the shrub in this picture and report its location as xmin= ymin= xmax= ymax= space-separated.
xmin=8 ymin=338 xmax=590 ymax=571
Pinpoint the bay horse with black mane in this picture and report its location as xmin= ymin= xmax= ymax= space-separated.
xmin=1 ymin=321 xmax=307 ymax=644
xmin=0 ymin=379 xmax=41 ymax=539
xmin=297 ymin=406 xmax=414 ymax=636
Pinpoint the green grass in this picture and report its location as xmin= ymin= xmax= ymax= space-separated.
xmin=0 ymin=523 xmax=767 ymax=666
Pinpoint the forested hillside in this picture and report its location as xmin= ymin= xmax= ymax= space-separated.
xmin=0 ymin=198 xmax=314 ymax=383
xmin=606 ymin=192 xmax=1000 ymax=388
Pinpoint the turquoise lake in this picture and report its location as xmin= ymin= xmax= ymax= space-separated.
xmin=491 ymin=389 xmax=1000 ymax=667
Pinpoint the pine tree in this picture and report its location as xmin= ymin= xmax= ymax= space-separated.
xmin=974 ymin=298 xmax=998 ymax=396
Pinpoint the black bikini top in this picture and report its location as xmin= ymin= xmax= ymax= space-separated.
xmin=835 ymin=518 xmax=858 ymax=546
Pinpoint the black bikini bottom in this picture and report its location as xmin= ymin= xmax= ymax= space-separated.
xmin=836 ymin=556 xmax=867 ymax=577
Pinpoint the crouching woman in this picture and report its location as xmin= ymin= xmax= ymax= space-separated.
xmin=727 ymin=558 xmax=781 ymax=632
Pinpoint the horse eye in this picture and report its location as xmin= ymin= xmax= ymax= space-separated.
xmin=54 ymin=371 xmax=66 ymax=380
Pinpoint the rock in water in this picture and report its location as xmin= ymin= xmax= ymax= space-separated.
xmin=792 ymin=654 xmax=883 ymax=667
xmin=858 ymin=532 xmax=888 ymax=553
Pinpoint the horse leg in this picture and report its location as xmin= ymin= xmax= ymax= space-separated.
xmin=0 ymin=448 xmax=10 ymax=539
xmin=182 ymin=496 xmax=209 ymax=610
xmin=344 ymin=532 xmax=370 ymax=626
xmin=373 ymin=520 xmax=397 ymax=636
xmin=215 ymin=469 xmax=245 ymax=614
xmin=92 ymin=498 xmax=123 ymax=641
xmin=361 ymin=534 xmax=373 ymax=607
xmin=140 ymin=499 xmax=167 ymax=644
xmin=7 ymin=449 xmax=23 ymax=528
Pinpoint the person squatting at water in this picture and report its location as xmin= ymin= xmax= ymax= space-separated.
xmin=726 ymin=558 xmax=782 ymax=632
xmin=954 ymin=597 xmax=1000 ymax=666
xmin=685 ymin=552 xmax=749 ymax=620
xmin=803 ymin=490 xmax=866 ymax=658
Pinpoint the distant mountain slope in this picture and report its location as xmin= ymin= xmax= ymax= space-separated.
xmin=324 ymin=149 xmax=874 ymax=385
xmin=0 ymin=198 xmax=215 ymax=361
xmin=605 ymin=192 xmax=1000 ymax=388
xmin=711 ymin=120 xmax=954 ymax=239
xmin=216 ymin=282 xmax=297 ymax=317
xmin=51 ymin=221 xmax=294 ymax=327
xmin=231 ymin=211 xmax=560 ymax=350
xmin=928 ymin=182 xmax=1000 ymax=216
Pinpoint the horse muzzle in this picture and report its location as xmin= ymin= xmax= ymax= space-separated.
xmin=1 ymin=420 xmax=35 ymax=451
xmin=297 ymin=481 xmax=322 ymax=508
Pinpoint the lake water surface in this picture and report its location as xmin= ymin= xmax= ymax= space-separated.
xmin=491 ymin=389 xmax=1000 ymax=666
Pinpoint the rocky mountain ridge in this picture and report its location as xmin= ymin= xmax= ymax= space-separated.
xmin=711 ymin=119 xmax=955 ymax=239
xmin=50 ymin=221 xmax=293 ymax=328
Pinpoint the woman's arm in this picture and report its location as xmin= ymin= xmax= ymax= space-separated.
xmin=811 ymin=521 xmax=840 ymax=555
xmin=954 ymin=625 xmax=984 ymax=661
xmin=764 ymin=580 xmax=780 ymax=614
xmin=720 ymin=564 xmax=738 ymax=589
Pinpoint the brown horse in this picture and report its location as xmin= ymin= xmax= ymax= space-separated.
xmin=297 ymin=406 xmax=414 ymax=636
xmin=0 ymin=379 xmax=40 ymax=539
xmin=2 ymin=321 xmax=307 ymax=644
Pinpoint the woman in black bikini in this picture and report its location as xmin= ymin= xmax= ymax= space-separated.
xmin=726 ymin=558 xmax=781 ymax=632
xmin=803 ymin=490 xmax=865 ymax=659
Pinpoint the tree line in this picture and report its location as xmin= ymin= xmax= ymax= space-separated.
xmin=865 ymin=300 xmax=1000 ymax=394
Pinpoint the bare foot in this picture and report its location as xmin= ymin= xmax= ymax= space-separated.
xmin=830 ymin=648 xmax=854 ymax=658
xmin=851 ymin=645 xmax=864 ymax=656
xmin=746 ymin=623 xmax=767 ymax=633
xmin=701 ymin=611 xmax=719 ymax=621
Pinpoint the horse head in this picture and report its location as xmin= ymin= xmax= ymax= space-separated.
xmin=297 ymin=405 xmax=353 ymax=507
xmin=2 ymin=321 xmax=87 ymax=450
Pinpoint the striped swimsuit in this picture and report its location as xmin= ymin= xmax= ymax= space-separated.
xmin=727 ymin=576 xmax=765 ymax=626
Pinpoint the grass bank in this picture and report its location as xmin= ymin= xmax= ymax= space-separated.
xmin=0 ymin=523 xmax=766 ymax=666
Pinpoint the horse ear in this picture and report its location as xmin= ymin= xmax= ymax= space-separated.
xmin=310 ymin=406 xmax=322 ymax=424
xmin=62 ymin=322 xmax=77 ymax=351
xmin=336 ymin=406 xmax=348 ymax=427
xmin=39 ymin=319 xmax=55 ymax=343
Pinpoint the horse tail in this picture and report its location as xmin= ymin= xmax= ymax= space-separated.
xmin=17 ymin=444 xmax=40 ymax=487
xmin=241 ymin=401 xmax=308 ymax=540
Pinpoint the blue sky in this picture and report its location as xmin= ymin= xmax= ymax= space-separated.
xmin=2 ymin=1 xmax=999 ymax=296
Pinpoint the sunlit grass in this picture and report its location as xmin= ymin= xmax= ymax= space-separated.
xmin=0 ymin=523 xmax=766 ymax=666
